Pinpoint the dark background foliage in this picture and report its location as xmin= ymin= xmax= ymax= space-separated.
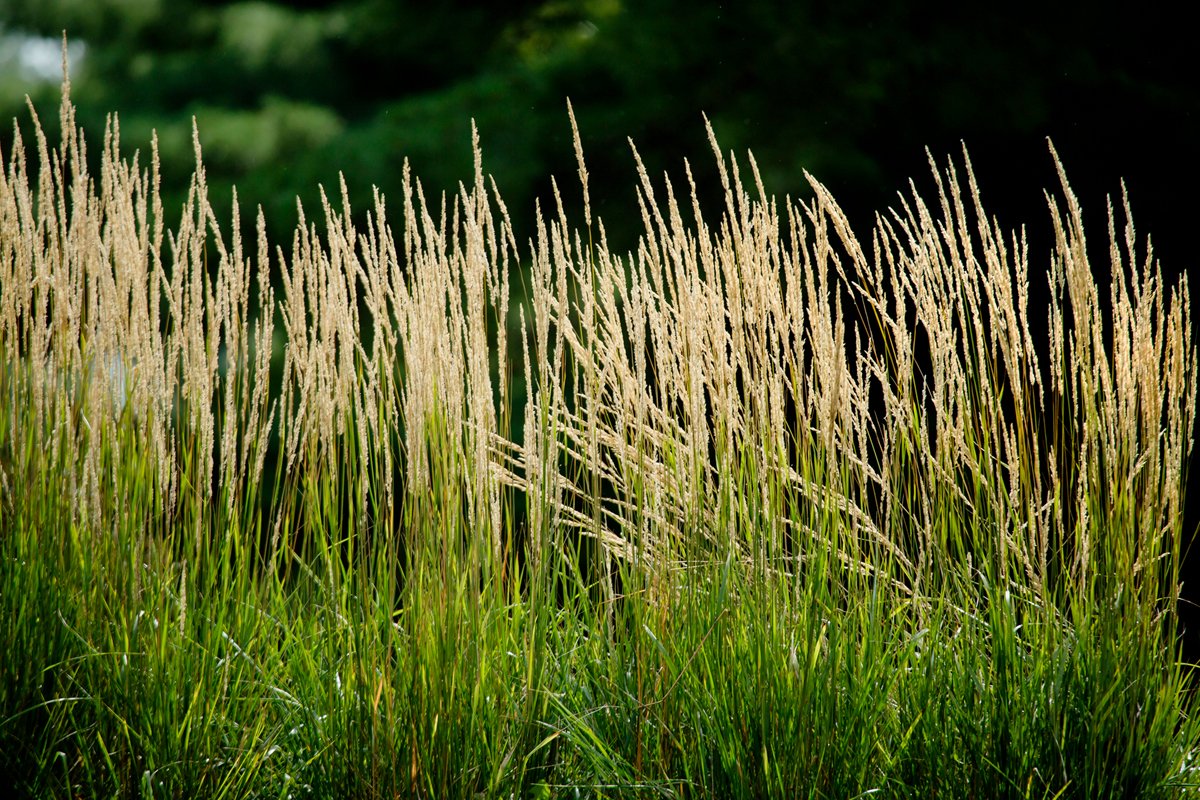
xmin=2 ymin=0 xmax=1197 ymax=654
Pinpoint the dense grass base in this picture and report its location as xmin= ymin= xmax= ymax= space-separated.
xmin=3 ymin=483 xmax=1197 ymax=798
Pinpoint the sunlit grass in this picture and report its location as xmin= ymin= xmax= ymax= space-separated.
xmin=2 ymin=75 xmax=1198 ymax=798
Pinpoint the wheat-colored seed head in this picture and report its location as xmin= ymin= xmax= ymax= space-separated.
xmin=0 ymin=85 xmax=1193 ymax=618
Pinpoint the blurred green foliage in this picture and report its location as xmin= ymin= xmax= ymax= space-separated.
xmin=1 ymin=1 xmax=1196 ymax=254
xmin=2 ymin=0 xmax=1200 ymax=666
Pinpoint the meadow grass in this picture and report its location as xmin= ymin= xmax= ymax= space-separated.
xmin=2 ymin=76 xmax=1198 ymax=798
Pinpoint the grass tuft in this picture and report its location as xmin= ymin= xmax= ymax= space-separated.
xmin=2 ymin=76 xmax=1197 ymax=798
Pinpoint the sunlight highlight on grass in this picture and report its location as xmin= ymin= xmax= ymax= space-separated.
xmin=1 ymin=73 xmax=1197 ymax=798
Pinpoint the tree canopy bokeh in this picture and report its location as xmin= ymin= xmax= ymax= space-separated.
xmin=3 ymin=0 xmax=1195 ymax=259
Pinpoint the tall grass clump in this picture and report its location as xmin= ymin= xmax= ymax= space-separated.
xmin=2 ymin=66 xmax=1198 ymax=798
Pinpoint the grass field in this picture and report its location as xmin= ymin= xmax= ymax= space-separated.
xmin=2 ymin=80 xmax=1198 ymax=798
